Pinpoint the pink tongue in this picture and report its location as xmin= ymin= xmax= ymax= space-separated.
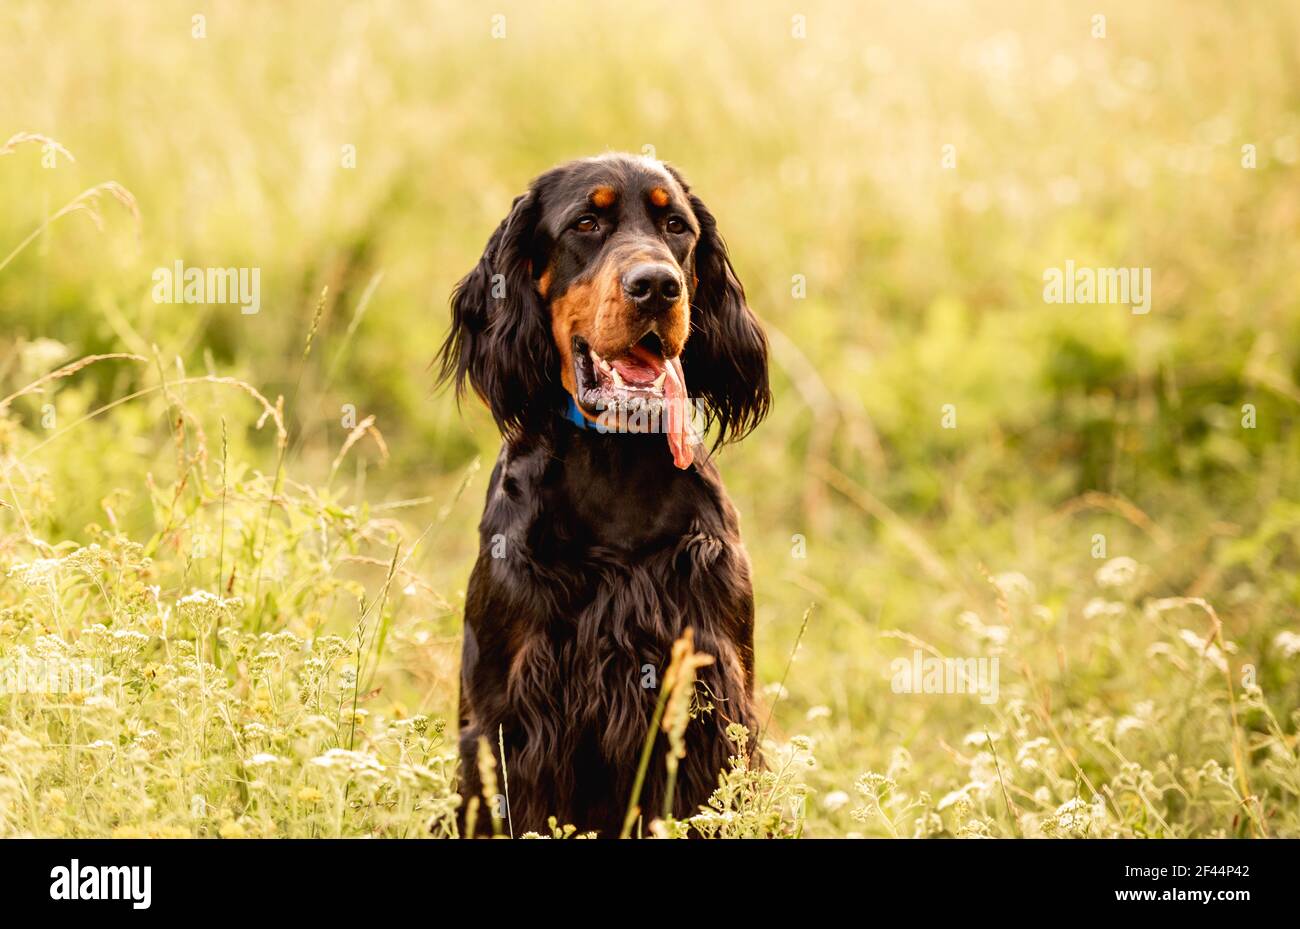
xmin=609 ymin=351 xmax=661 ymax=385
xmin=623 ymin=345 xmax=692 ymax=469
xmin=663 ymin=357 xmax=692 ymax=470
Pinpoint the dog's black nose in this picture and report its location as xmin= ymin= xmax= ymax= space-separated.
xmin=622 ymin=264 xmax=682 ymax=315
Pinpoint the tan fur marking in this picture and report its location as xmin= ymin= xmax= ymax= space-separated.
xmin=649 ymin=186 xmax=670 ymax=208
xmin=549 ymin=251 xmax=692 ymax=416
xmin=590 ymin=186 xmax=616 ymax=208
xmin=550 ymin=266 xmax=626 ymax=411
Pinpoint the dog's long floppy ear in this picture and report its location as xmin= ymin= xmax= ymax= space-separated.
xmin=436 ymin=190 xmax=557 ymax=434
xmin=681 ymin=190 xmax=771 ymax=446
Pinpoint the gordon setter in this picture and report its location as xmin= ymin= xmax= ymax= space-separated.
xmin=437 ymin=153 xmax=770 ymax=836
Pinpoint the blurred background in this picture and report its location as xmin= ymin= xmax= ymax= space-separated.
xmin=2 ymin=0 xmax=1299 ymax=836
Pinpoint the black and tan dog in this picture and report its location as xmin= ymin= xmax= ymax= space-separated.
xmin=437 ymin=153 xmax=769 ymax=835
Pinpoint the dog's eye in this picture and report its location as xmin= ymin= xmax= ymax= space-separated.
xmin=665 ymin=216 xmax=687 ymax=235
xmin=573 ymin=214 xmax=599 ymax=233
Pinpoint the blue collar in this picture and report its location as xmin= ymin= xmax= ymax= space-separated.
xmin=563 ymin=395 xmax=593 ymax=429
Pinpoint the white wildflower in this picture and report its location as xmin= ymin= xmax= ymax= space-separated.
xmin=937 ymin=785 xmax=973 ymax=811
xmin=309 ymin=748 xmax=384 ymax=775
xmin=1274 ymin=631 xmax=1300 ymax=659
xmin=1054 ymin=797 xmax=1092 ymax=833
xmin=1115 ymin=715 xmax=1145 ymax=737
xmin=1178 ymin=629 xmax=1229 ymax=674
xmin=822 ymin=790 xmax=850 ymax=812
xmin=1083 ymin=598 xmax=1125 ymax=620
xmin=990 ymin=572 xmax=1035 ymax=602
xmin=8 ymin=557 xmax=66 ymax=586
xmin=1095 ymin=556 xmax=1140 ymax=589
xmin=245 ymin=753 xmax=283 ymax=768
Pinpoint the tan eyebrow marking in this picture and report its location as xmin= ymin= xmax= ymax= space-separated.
xmin=648 ymin=186 xmax=670 ymax=208
xmin=590 ymin=186 xmax=616 ymax=208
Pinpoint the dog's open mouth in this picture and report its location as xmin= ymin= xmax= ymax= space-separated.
xmin=572 ymin=332 xmax=694 ymax=469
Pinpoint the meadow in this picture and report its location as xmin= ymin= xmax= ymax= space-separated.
xmin=1 ymin=0 xmax=1299 ymax=838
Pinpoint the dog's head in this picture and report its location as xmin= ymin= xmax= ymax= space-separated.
xmin=437 ymin=153 xmax=769 ymax=468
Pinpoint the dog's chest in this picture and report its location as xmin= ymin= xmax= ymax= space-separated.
xmin=472 ymin=435 xmax=743 ymax=728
